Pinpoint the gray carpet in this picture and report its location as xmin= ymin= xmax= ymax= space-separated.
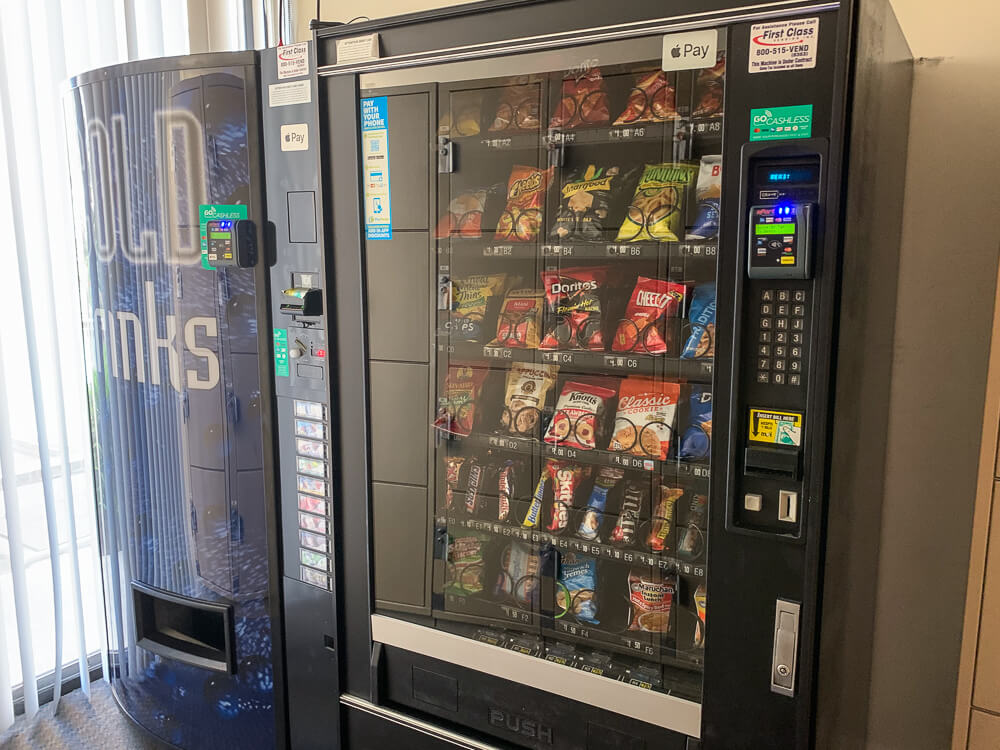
xmin=0 ymin=681 xmax=157 ymax=749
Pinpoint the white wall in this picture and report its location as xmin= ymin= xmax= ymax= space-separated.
xmin=291 ymin=1 xmax=1000 ymax=747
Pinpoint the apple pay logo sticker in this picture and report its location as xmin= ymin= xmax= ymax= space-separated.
xmin=662 ymin=29 xmax=718 ymax=72
xmin=280 ymin=123 xmax=308 ymax=152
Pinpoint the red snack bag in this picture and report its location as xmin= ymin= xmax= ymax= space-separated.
xmin=612 ymin=278 xmax=686 ymax=354
xmin=433 ymin=364 xmax=489 ymax=437
xmin=538 ymin=266 xmax=609 ymax=351
xmin=549 ymin=67 xmax=610 ymax=129
xmin=495 ymin=165 xmax=552 ymax=242
xmin=546 ymin=461 xmax=589 ymax=534
xmin=614 ymin=70 xmax=680 ymax=125
xmin=544 ymin=380 xmax=618 ymax=450
xmin=693 ymin=53 xmax=726 ymax=118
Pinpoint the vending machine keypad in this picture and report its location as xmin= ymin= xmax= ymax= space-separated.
xmin=756 ymin=288 xmax=808 ymax=387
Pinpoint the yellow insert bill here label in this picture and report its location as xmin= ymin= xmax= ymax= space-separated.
xmin=749 ymin=409 xmax=803 ymax=447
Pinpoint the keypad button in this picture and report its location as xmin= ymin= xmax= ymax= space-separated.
xmin=793 ymin=290 xmax=806 ymax=302
xmin=760 ymin=331 xmax=772 ymax=343
xmin=791 ymin=318 xmax=804 ymax=331
xmin=758 ymin=358 xmax=771 ymax=370
xmin=789 ymin=374 xmax=801 ymax=386
xmin=776 ymin=318 xmax=788 ymax=330
xmin=773 ymin=373 xmax=786 ymax=385
xmin=758 ymin=344 xmax=771 ymax=356
xmin=777 ymin=304 xmax=789 ymax=316
xmin=760 ymin=318 xmax=772 ymax=329
xmin=761 ymin=304 xmax=773 ymax=316
xmin=790 ymin=360 xmax=802 ymax=372
xmin=774 ymin=359 xmax=786 ymax=371
xmin=791 ymin=346 xmax=802 ymax=358
xmin=791 ymin=333 xmax=803 ymax=345
xmin=774 ymin=346 xmax=786 ymax=358
xmin=777 ymin=290 xmax=790 ymax=302
xmin=792 ymin=304 xmax=805 ymax=317
xmin=761 ymin=289 xmax=774 ymax=302
xmin=775 ymin=332 xmax=788 ymax=344
xmin=757 ymin=372 xmax=770 ymax=384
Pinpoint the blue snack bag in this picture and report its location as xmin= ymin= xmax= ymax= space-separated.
xmin=681 ymin=283 xmax=716 ymax=359
xmin=679 ymin=387 xmax=712 ymax=460
xmin=557 ymin=553 xmax=599 ymax=624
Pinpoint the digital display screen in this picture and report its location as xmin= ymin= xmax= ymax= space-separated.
xmin=758 ymin=164 xmax=819 ymax=185
xmin=755 ymin=223 xmax=796 ymax=235
xmin=209 ymin=231 xmax=231 ymax=239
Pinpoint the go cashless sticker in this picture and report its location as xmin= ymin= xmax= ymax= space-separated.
xmin=361 ymin=97 xmax=392 ymax=240
xmin=749 ymin=408 xmax=802 ymax=447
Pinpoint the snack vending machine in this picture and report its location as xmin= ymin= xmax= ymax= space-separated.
xmin=64 ymin=46 xmax=329 ymax=749
xmin=312 ymin=0 xmax=912 ymax=747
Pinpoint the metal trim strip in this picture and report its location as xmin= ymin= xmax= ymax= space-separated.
xmin=318 ymin=0 xmax=839 ymax=76
xmin=370 ymin=614 xmax=703 ymax=738
xmin=341 ymin=694 xmax=500 ymax=749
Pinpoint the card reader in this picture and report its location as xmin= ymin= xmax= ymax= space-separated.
xmin=747 ymin=203 xmax=814 ymax=279
xmin=206 ymin=219 xmax=257 ymax=267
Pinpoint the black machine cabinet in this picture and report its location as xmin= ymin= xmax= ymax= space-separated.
xmin=311 ymin=0 xmax=912 ymax=748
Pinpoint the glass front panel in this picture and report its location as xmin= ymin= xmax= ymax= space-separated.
xmin=365 ymin=33 xmax=723 ymax=708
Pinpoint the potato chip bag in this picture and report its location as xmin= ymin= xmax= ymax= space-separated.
xmin=538 ymin=266 xmax=608 ymax=351
xmin=489 ymin=84 xmax=541 ymax=132
xmin=491 ymin=288 xmax=544 ymax=348
xmin=549 ymin=67 xmax=610 ymax=129
xmin=433 ymin=364 xmax=489 ymax=436
xmin=693 ymin=52 xmax=725 ymax=118
xmin=550 ymin=164 xmax=622 ymax=242
xmin=614 ymin=70 xmax=680 ymax=125
xmin=435 ymin=187 xmax=491 ymax=239
xmin=681 ymin=284 xmax=717 ymax=359
xmin=616 ymin=162 xmax=698 ymax=242
xmin=495 ymin=165 xmax=552 ymax=242
xmin=448 ymin=273 xmax=506 ymax=342
xmin=612 ymin=278 xmax=686 ymax=354
xmin=446 ymin=532 xmax=486 ymax=594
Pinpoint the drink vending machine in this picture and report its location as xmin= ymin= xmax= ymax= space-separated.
xmin=65 ymin=46 xmax=333 ymax=749
xmin=308 ymin=0 xmax=913 ymax=748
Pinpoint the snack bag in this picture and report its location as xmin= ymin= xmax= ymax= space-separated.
xmin=446 ymin=532 xmax=486 ymax=594
xmin=549 ymin=67 xmax=610 ymax=129
xmin=435 ymin=187 xmax=492 ymax=238
xmin=433 ymin=364 xmax=489 ymax=436
xmin=495 ymin=165 xmax=552 ymax=242
xmin=440 ymin=90 xmax=484 ymax=136
xmin=686 ymin=155 xmax=722 ymax=241
xmin=443 ymin=456 xmax=466 ymax=510
xmin=694 ymin=584 xmax=707 ymax=648
xmin=610 ymin=481 xmax=647 ymax=546
xmin=463 ymin=458 xmax=487 ymax=516
xmin=679 ymin=387 xmax=712 ymax=460
xmin=612 ymin=278 xmax=686 ymax=354
xmin=616 ymin=162 xmax=699 ymax=242
xmin=550 ymin=164 xmax=622 ymax=242
xmin=608 ymin=377 xmax=681 ymax=460
xmin=648 ymin=486 xmax=683 ymax=552
xmin=627 ymin=569 xmax=676 ymax=632
xmin=577 ymin=466 xmax=624 ymax=541
xmin=557 ymin=553 xmax=599 ymax=624
xmin=538 ymin=266 xmax=609 ymax=351
xmin=614 ymin=70 xmax=680 ymax=124
xmin=449 ymin=273 xmax=506 ymax=342
xmin=678 ymin=494 xmax=708 ymax=561
xmin=497 ymin=460 xmax=517 ymax=522
xmin=491 ymin=288 xmax=544 ymax=349
xmin=522 ymin=464 xmax=549 ymax=529
xmin=544 ymin=380 xmax=617 ymax=450
xmin=546 ymin=461 xmax=589 ymax=534
xmin=499 ymin=363 xmax=558 ymax=436
xmin=489 ymin=84 xmax=541 ymax=132
xmin=693 ymin=52 xmax=726 ymax=118
xmin=496 ymin=542 xmax=541 ymax=605
xmin=681 ymin=284 xmax=716 ymax=359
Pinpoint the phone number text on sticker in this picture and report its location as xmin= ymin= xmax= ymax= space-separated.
xmin=749 ymin=17 xmax=819 ymax=73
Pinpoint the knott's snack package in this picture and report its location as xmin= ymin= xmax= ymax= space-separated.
xmin=446 ymin=532 xmax=486 ymax=594
xmin=612 ymin=277 xmax=686 ymax=354
xmin=489 ymin=84 xmax=541 ymax=132
xmin=616 ymin=162 xmax=699 ymax=243
xmin=499 ymin=363 xmax=557 ymax=436
xmin=538 ymin=266 xmax=609 ymax=351
xmin=549 ymin=67 xmax=610 ymax=129
xmin=614 ymin=70 xmax=680 ymax=125
xmin=557 ymin=553 xmax=599 ymax=624
xmin=491 ymin=288 xmax=544 ymax=349
xmin=628 ymin=569 xmax=676 ymax=632
xmin=544 ymin=380 xmax=618 ymax=451
xmin=608 ymin=378 xmax=681 ymax=460
xmin=546 ymin=461 xmax=589 ymax=534
xmin=449 ymin=273 xmax=507 ymax=342
xmin=433 ymin=364 xmax=489 ymax=436
xmin=681 ymin=283 xmax=717 ymax=360
xmin=550 ymin=164 xmax=623 ymax=242
xmin=496 ymin=165 xmax=552 ymax=242
xmin=693 ymin=52 xmax=726 ymax=118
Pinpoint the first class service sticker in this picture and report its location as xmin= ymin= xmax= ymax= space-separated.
xmin=361 ymin=97 xmax=391 ymax=240
xmin=749 ymin=17 xmax=819 ymax=73
xmin=749 ymin=409 xmax=803 ymax=447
